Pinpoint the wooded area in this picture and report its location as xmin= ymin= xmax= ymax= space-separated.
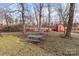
xmin=0 ymin=3 xmax=79 ymax=56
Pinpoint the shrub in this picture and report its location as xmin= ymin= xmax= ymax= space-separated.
xmin=2 ymin=24 xmax=22 ymax=32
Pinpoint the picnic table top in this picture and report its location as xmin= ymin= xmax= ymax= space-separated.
xmin=27 ymin=34 xmax=43 ymax=38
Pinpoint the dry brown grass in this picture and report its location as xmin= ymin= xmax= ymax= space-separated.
xmin=36 ymin=31 xmax=79 ymax=56
xmin=0 ymin=34 xmax=53 ymax=56
xmin=0 ymin=31 xmax=79 ymax=56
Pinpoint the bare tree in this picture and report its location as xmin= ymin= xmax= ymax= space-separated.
xmin=48 ymin=3 xmax=51 ymax=26
xmin=33 ymin=6 xmax=39 ymax=28
xmin=0 ymin=9 xmax=5 ymax=34
xmin=33 ymin=4 xmax=43 ymax=30
xmin=65 ymin=3 xmax=75 ymax=38
xmin=56 ymin=3 xmax=69 ymax=34
xmin=20 ymin=3 xmax=26 ymax=34
xmin=5 ymin=13 xmax=13 ymax=26
xmin=38 ymin=3 xmax=43 ymax=30
xmin=56 ymin=4 xmax=63 ymax=24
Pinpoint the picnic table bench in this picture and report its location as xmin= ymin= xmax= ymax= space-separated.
xmin=27 ymin=32 xmax=44 ymax=43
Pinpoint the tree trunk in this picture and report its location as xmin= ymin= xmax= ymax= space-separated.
xmin=33 ymin=7 xmax=39 ymax=29
xmin=38 ymin=3 xmax=43 ymax=30
xmin=65 ymin=3 xmax=75 ymax=38
xmin=63 ymin=19 xmax=67 ymax=34
xmin=20 ymin=3 xmax=26 ymax=35
xmin=5 ymin=14 xmax=9 ymax=31
xmin=48 ymin=4 xmax=51 ymax=26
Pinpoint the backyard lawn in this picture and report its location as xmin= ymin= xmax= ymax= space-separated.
xmin=0 ymin=31 xmax=79 ymax=56
xmin=0 ymin=35 xmax=51 ymax=56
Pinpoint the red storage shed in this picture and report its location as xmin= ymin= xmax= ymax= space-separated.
xmin=56 ymin=25 xmax=64 ymax=32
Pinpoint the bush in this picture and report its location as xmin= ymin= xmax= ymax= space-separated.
xmin=2 ymin=24 xmax=22 ymax=32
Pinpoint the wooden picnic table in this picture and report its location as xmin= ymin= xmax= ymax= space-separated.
xmin=27 ymin=33 xmax=44 ymax=43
